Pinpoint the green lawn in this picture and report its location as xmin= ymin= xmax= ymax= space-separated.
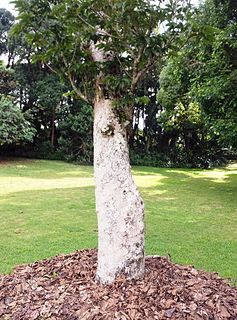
xmin=0 ymin=159 xmax=236 ymax=283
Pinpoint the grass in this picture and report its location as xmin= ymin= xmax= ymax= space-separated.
xmin=0 ymin=158 xmax=236 ymax=283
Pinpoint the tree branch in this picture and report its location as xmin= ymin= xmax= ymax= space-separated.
xmin=132 ymin=44 xmax=146 ymax=75
xmin=61 ymin=54 xmax=90 ymax=103
xmin=45 ymin=63 xmax=58 ymax=74
xmin=131 ymin=54 xmax=158 ymax=93
xmin=68 ymin=74 xmax=90 ymax=104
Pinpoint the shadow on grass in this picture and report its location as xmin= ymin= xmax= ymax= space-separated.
xmin=0 ymin=158 xmax=94 ymax=179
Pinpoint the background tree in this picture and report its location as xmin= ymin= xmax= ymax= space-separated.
xmin=0 ymin=8 xmax=14 ymax=57
xmin=31 ymin=73 xmax=65 ymax=146
xmin=191 ymin=0 xmax=237 ymax=150
xmin=156 ymin=0 xmax=237 ymax=165
xmin=0 ymin=63 xmax=16 ymax=95
xmin=0 ymin=62 xmax=36 ymax=148
xmin=57 ymin=100 xmax=93 ymax=163
xmin=0 ymin=95 xmax=36 ymax=146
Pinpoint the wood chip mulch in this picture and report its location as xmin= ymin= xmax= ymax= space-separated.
xmin=0 ymin=249 xmax=236 ymax=320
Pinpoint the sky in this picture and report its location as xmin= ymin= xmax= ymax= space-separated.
xmin=1 ymin=0 xmax=16 ymax=14
xmin=1 ymin=0 xmax=200 ymax=15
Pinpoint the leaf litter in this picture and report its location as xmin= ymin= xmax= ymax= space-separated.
xmin=0 ymin=249 xmax=236 ymax=319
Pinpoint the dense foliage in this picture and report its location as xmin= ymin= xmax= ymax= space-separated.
xmin=131 ymin=0 xmax=237 ymax=167
xmin=0 ymin=8 xmax=14 ymax=56
xmin=0 ymin=95 xmax=36 ymax=146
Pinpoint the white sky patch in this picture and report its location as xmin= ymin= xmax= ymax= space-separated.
xmin=0 ymin=0 xmax=17 ymax=15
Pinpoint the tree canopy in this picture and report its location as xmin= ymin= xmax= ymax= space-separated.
xmin=13 ymin=0 xmax=191 ymax=104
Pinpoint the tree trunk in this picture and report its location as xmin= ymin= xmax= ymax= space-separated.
xmin=94 ymin=98 xmax=145 ymax=284
xmin=50 ymin=107 xmax=55 ymax=146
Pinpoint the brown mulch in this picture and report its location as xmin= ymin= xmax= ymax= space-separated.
xmin=0 ymin=250 xmax=236 ymax=320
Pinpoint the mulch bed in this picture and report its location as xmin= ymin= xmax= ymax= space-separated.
xmin=0 ymin=249 xmax=236 ymax=320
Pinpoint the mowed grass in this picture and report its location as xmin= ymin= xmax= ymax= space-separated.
xmin=0 ymin=159 xmax=236 ymax=282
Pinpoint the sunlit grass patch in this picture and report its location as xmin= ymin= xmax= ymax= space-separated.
xmin=0 ymin=159 xmax=236 ymax=283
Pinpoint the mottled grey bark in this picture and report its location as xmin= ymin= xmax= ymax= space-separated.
xmin=94 ymin=98 xmax=145 ymax=284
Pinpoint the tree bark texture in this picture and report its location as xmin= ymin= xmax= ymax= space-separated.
xmin=94 ymin=98 xmax=145 ymax=284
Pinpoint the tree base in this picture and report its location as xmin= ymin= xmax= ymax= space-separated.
xmin=0 ymin=249 xmax=236 ymax=319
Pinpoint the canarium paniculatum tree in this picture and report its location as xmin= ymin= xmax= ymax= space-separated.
xmin=13 ymin=0 xmax=191 ymax=283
